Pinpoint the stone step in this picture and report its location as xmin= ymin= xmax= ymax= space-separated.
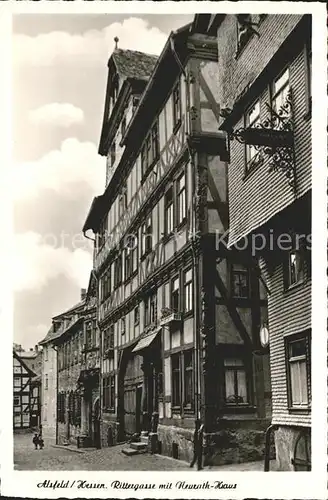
xmin=140 ymin=435 xmax=149 ymax=444
xmin=121 ymin=447 xmax=139 ymax=456
xmin=130 ymin=441 xmax=147 ymax=451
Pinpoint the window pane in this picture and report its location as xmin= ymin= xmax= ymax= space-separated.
xmin=290 ymin=362 xmax=301 ymax=404
xmin=290 ymin=339 xmax=306 ymax=358
xmin=248 ymin=101 xmax=260 ymax=125
xmin=225 ymin=370 xmax=235 ymax=402
xmin=274 ymin=68 xmax=289 ymax=94
xmin=236 ymin=369 xmax=247 ymax=403
xmin=299 ymin=360 xmax=308 ymax=404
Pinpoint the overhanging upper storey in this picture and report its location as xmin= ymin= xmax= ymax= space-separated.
xmin=213 ymin=15 xmax=311 ymax=249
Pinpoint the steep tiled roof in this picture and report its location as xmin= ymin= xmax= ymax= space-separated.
xmin=112 ymin=49 xmax=158 ymax=81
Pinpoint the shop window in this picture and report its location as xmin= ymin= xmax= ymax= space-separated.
xmin=183 ymin=350 xmax=193 ymax=408
xmin=171 ymin=354 xmax=181 ymax=407
xmin=224 ymin=358 xmax=249 ymax=405
xmin=286 ymin=333 xmax=311 ymax=409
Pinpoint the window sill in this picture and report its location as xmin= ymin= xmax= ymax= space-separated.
xmin=223 ymin=405 xmax=257 ymax=414
xmin=183 ymin=310 xmax=193 ymax=320
xmin=288 ymin=406 xmax=311 ymax=414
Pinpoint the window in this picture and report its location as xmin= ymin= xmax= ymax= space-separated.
xmin=110 ymin=141 xmax=116 ymax=167
xmin=184 ymin=269 xmax=193 ymax=312
xmin=45 ymin=374 xmax=48 ymax=390
xmin=245 ymin=100 xmax=260 ymax=165
xmin=224 ymin=358 xmax=249 ymax=405
xmin=141 ymin=122 xmax=159 ymax=178
xmin=98 ymin=214 xmax=108 ymax=249
xmin=286 ymin=249 xmax=305 ymax=288
xmin=142 ymin=214 xmax=153 ymax=256
xmin=172 ymin=81 xmax=181 ymax=128
xmin=134 ymin=305 xmax=140 ymax=325
xmin=236 ymin=14 xmax=255 ymax=53
xmin=172 ymin=354 xmax=181 ymax=407
xmin=103 ymin=375 xmax=115 ymax=410
xmin=132 ymin=95 xmax=140 ymax=110
xmin=125 ymin=247 xmax=132 ymax=281
xmin=104 ymin=324 xmax=115 ymax=351
xmin=74 ymin=392 xmax=81 ymax=426
xmin=86 ymin=321 xmax=93 ymax=349
xmin=231 ymin=265 xmax=250 ymax=298
xmin=14 ymin=396 xmax=20 ymax=406
xmin=14 ymin=376 xmax=20 ymax=388
xmin=286 ymin=334 xmax=311 ymax=408
xmin=102 ymin=267 xmax=111 ymax=301
xmin=121 ymin=317 xmax=126 ymax=336
xmin=272 ymin=68 xmax=290 ymax=115
xmin=145 ymin=291 xmax=157 ymax=326
xmin=114 ymin=255 xmax=122 ymax=288
xmin=171 ymin=277 xmax=180 ymax=312
xmin=305 ymin=41 xmax=312 ymax=114
xmin=44 ymin=346 xmax=48 ymax=362
xmin=151 ymin=122 xmax=159 ymax=159
xmin=119 ymin=184 xmax=128 ymax=218
xmin=183 ymin=350 xmax=193 ymax=408
xmin=177 ymin=172 xmax=186 ymax=225
xmin=164 ymin=187 xmax=174 ymax=235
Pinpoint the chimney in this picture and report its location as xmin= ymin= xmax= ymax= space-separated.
xmin=81 ymin=288 xmax=87 ymax=301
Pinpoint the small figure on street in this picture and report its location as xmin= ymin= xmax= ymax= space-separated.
xmin=38 ymin=436 xmax=44 ymax=450
xmin=190 ymin=419 xmax=204 ymax=470
xmin=32 ymin=433 xmax=39 ymax=450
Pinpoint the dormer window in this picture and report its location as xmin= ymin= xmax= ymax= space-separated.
xmin=236 ymin=14 xmax=261 ymax=56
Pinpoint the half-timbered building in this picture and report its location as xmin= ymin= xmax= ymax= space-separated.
xmin=196 ymin=13 xmax=311 ymax=470
xmin=83 ymin=24 xmax=271 ymax=465
xmin=13 ymin=350 xmax=40 ymax=430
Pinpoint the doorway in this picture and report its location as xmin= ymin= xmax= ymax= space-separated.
xmin=135 ymin=385 xmax=143 ymax=434
xmin=93 ymin=398 xmax=101 ymax=449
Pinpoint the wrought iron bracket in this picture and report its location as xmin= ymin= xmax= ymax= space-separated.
xmin=228 ymin=90 xmax=296 ymax=193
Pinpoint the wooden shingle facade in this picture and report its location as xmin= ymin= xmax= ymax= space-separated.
xmin=198 ymin=13 xmax=312 ymax=470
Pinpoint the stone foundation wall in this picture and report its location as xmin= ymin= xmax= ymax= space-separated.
xmin=204 ymin=427 xmax=275 ymax=466
xmin=157 ymin=424 xmax=194 ymax=463
xmin=274 ymin=425 xmax=311 ymax=471
xmin=101 ymin=415 xmax=120 ymax=448
xmin=57 ymin=421 xmax=81 ymax=446
xmin=158 ymin=419 xmax=275 ymax=466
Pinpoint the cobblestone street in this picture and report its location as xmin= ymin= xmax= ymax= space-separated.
xmin=14 ymin=432 xmax=276 ymax=471
xmin=14 ymin=433 xmax=190 ymax=471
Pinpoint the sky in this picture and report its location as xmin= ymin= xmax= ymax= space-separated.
xmin=13 ymin=13 xmax=194 ymax=350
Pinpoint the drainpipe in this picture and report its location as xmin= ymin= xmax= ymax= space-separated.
xmin=264 ymin=424 xmax=278 ymax=471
